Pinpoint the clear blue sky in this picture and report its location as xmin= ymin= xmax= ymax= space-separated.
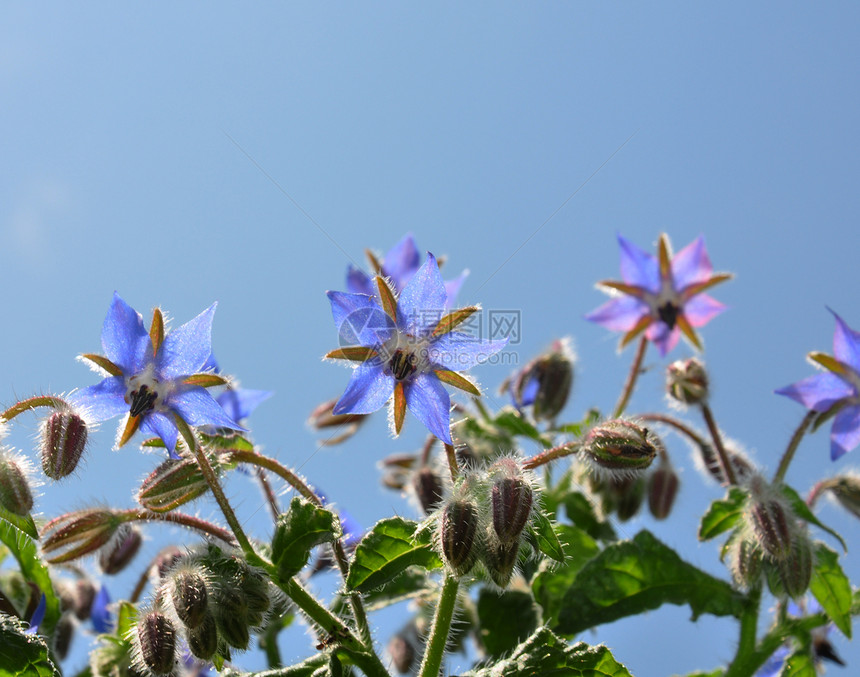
xmin=2 ymin=3 xmax=859 ymax=675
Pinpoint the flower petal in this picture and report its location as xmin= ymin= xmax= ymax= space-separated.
xmin=775 ymin=372 xmax=854 ymax=412
xmin=346 ymin=265 xmax=374 ymax=296
xmin=405 ymin=372 xmax=452 ymax=443
xmin=171 ymin=387 xmax=244 ymax=431
xmin=90 ymin=586 xmax=114 ymax=634
xmin=157 ymin=304 xmax=217 ymax=379
xmin=443 ymin=269 xmax=470 ymax=310
xmin=617 ymin=234 xmax=659 ymax=291
xmin=671 ymin=236 xmax=713 ymax=289
xmin=397 ymin=252 xmax=447 ymax=334
xmin=585 ymin=296 xmax=649 ymax=332
xmin=101 ymin=292 xmax=151 ymax=373
xmin=328 ymin=291 xmax=396 ymax=347
xmin=383 ymin=233 xmax=421 ymax=290
xmin=645 ymin=321 xmax=681 ymax=357
xmin=831 ymin=404 xmax=860 ymax=460
xmin=332 ymin=362 xmax=394 ymax=415
xmin=216 ymin=388 xmax=273 ymax=423
xmin=140 ymin=412 xmax=180 ymax=458
xmin=683 ymin=293 xmax=726 ymax=328
xmin=428 ymin=332 xmax=507 ymax=371
xmin=829 ymin=309 xmax=860 ymax=370
xmin=68 ymin=377 xmax=128 ymax=422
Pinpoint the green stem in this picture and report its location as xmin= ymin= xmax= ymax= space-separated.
xmin=638 ymin=413 xmax=708 ymax=447
xmin=522 ymin=441 xmax=579 ymax=470
xmin=725 ymin=586 xmax=760 ymax=677
xmin=700 ymin=403 xmax=737 ymax=486
xmin=255 ymin=467 xmax=281 ymax=521
xmin=443 ymin=443 xmax=459 ymax=482
xmin=773 ymin=410 xmax=817 ymax=485
xmin=1 ymin=395 xmax=69 ymax=421
xmin=471 ymin=396 xmax=492 ymax=422
xmin=418 ymin=575 xmax=459 ymax=677
xmin=612 ymin=336 xmax=648 ymax=418
xmin=122 ymin=509 xmax=236 ymax=545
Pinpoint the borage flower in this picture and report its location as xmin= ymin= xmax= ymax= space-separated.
xmin=585 ymin=234 xmax=731 ymax=356
xmin=347 ymin=233 xmax=468 ymax=310
xmin=70 ymin=294 xmax=242 ymax=459
xmin=327 ymin=253 xmax=505 ymax=444
xmin=776 ymin=310 xmax=860 ymax=460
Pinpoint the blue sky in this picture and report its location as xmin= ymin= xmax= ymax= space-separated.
xmin=2 ymin=3 xmax=859 ymax=675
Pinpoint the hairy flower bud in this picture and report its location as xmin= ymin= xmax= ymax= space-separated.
xmin=777 ymin=534 xmax=814 ymax=598
xmin=74 ymin=579 xmax=97 ymax=621
xmin=666 ymin=357 xmax=709 ymax=405
xmin=53 ymin=613 xmax=75 ymax=660
xmin=583 ymin=420 xmax=659 ymax=475
xmin=0 ymin=452 xmax=34 ymax=516
xmin=490 ymin=464 xmax=533 ymax=545
xmin=531 ymin=340 xmax=575 ymax=421
xmin=484 ymin=540 xmax=519 ymax=588
xmin=41 ymin=410 xmax=88 ymax=480
xmin=214 ymin=584 xmax=251 ymax=649
xmin=187 ymin=613 xmax=219 ymax=660
xmin=648 ymin=464 xmax=680 ymax=520
xmin=241 ymin=571 xmax=272 ymax=628
xmin=153 ymin=546 xmax=184 ymax=579
xmin=826 ymin=475 xmax=860 ymax=519
xmin=137 ymin=611 xmax=176 ymax=675
xmin=611 ymin=475 xmax=647 ymax=521
xmin=440 ymin=500 xmax=479 ymax=577
xmin=388 ymin=632 xmax=416 ymax=674
xmin=729 ymin=537 xmax=763 ymax=589
xmin=100 ymin=525 xmax=142 ymax=575
xmin=171 ymin=569 xmax=209 ymax=629
xmin=308 ymin=398 xmax=368 ymax=445
xmin=41 ymin=509 xmax=122 ymax=564
xmin=412 ymin=467 xmax=444 ymax=515
xmin=698 ymin=442 xmax=754 ymax=485
xmin=748 ymin=496 xmax=793 ymax=561
xmin=138 ymin=457 xmax=211 ymax=513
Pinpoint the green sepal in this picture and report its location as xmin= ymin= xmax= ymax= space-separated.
xmin=779 ymin=484 xmax=847 ymax=552
xmin=809 ymin=542 xmax=853 ymax=638
xmin=528 ymin=509 xmax=565 ymax=562
xmin=271 ymin=498 xmax=338 ymax=581
xmin=698 ymin=487 xmax=748 ymax=541
xmin=346 ymin=517 xmax=442 ymax=593
xmin=477 ymin=588 xmax=539 ymax=656
xmin=0 ymin=614 xmax=61 ymax=677
xmin=0 ymin=504 xmax=39 ymax=540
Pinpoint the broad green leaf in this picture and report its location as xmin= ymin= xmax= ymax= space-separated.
xmin=809 ymin=543 xmax=852 ymax=638
xmin=477 ymin=588 xmax=539 ymax=656
xmin=698 ymin=487 xmax=747 ymax=541
xmin=460 ymin=627 xmax=631 ymax=677
xmin=529 ymin=509 xmax=565 ymax=562
xmin=0 ymin=504 xmax=39 ymax=540
xmin=780 ymin=650 xmax=816 ymax=677
xmin=0 ymin=614 xmax=60 ymax=677
xmin=346 ymin=517 xmax=442 ymax=593
xmin=333 ymin=568 xmax=433 ymax=614
xmin=0 ymin=520 xmax=61 ymax=636
xmin=493 ymin=410 xmax=553 ymax=448
xmin=780 ymin=485 xmax=847 ymax=552
xmin=532 ymin=525 xmax=600 ymax=627
xmin=271 ymin=498 xmax=338 ymax=580
xmin=555 ymin=530 xmax=746 ymax=635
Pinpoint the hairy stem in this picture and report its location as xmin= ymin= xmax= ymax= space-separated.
xmin=255 ymin=467 xmax=281 ymax=521
xmin=1 ymin=395 xmax=69 ymax=421
xmin=122 ymin=509 xmax=236 ymax=545
xmin=773 ymin=410 xmax=817 ymax=485
xmin=612 ymin=336 xmax=648 ymax=418
xmin=418 ymin=575 xmax=459 ymax=677
xmin=700 ymin=403 xmax=737 ymax=486
xmin=523 ymin=442 xmax=579 ymax=470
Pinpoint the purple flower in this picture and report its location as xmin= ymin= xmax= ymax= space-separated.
xmin=347 ymin=233 xmax=468 ymax=310
xmin=326 ymin=253 xmax=506 ymax=444
xmin=585 ymin=234 xmax=731 ymax=356
xmin=90 ymin=585 xmax=114 ymax=634
xmin=23 ymin=593 xmax=46 ymax=635
xmin=776 ymin=310 xmax=860 ymax=460
xmin=70 ymin=293 xmax=242 ymax=459
xmin=203 ymin=353 xmax=272 ymax=424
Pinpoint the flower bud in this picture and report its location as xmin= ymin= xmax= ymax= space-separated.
xmin=648 ymin=464 xmax=680 ymax=520
xmin=611 ymin=475 xmax=646 ymax=522
xmin=582 ymin=420 xmax=659 ymax=475
xmin=826 ymin=475 xmax=860 ymax=519
xmin=729 ymin=537 xmax=763 ymax=589
xmin=41 ymin=410 xmax=88 ymax=480
xmin=698 ymin=442 xmax=754 ymax=485
xmin=440 ymin=500 xmax=479 ymax=577
xmin=73 ymin=579 xmax=97 ymax=621
xmin=187 ymin=613 xmax=219 ymax=660
xmin=214 ymin=585 xmax=251 ymax=649
xmin=53 ymin=613 xmax=75 ymax=660
xmin=412 ymin=467 xmax=444 ymax=515
xmin=491 ymin=473 xmax=533 ymax=545
xmin=308 ymin=398 xmax=368 ymax=445
xmin=171 ymin=569 xmax=209 ymax=629
xmin=138 ymin=457 xmax=210 ymax=513
xmin=666 ymin=358 xmax=709 ymax=405
xmin=748 ymin=497 xmax=793 ymax=561
xmin=388 ymin=632 xmax=416 ymax=674
xmin=777 ymin=534 xmax=814 ymax=598
xmin=531 ymin=340 xmax=575 ymax=421
xmin=137 ymin=611 xmax=176 ymax=675
xmin=484 ymin=540 xmax=519 ymax=588
xmin=153 ymin=546 xmax=184 ymax=580
xmin=41 ymin=509 xmax=122 ymax=564
xmin=241 ymin=571 xmax=272 ymax=628
xmin=0 ymin=452 xmax=33 ymax=516
xmin=100 ymin=525 xmax=142 ymax=575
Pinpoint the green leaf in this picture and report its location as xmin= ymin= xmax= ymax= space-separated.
xmin=477 ymin=588 xmax=539 ymax=656
xmin=698 ymin=487 xmax=747 ymax=541
xmin=562 ymin=491 xmax=616 ymax=541
xmin=780 ymin=650 xmax=816 ymax=677
xmin=0 ymin=504 xmax=39 ymax=540
xmin=221 ymin=654 xmax=330 ymax=677
xmin=346 ymin=517 xmax=442 ymax=593
xmin=460 ymin=627 xmax=631 ymax=677
xmin=0 ymin=520 xmax=61 ymax=636
xmin=532 ymin=525 xmax=600 ymax=627
xmin=271 ymin=498 xmax=338 ymax=580
xmin=0 ymin=614 xmax=61 ymax=677
xmin=529 ymin=509 xmax=565 ymax=562
xmin=333 ymin=568 xmax=433 ymax=615
xmin=780 ymin=484 xmax=847 ymax=552
xmin=493 ymin=410 xmax=554 ymax=448
xmin=809 ymin=542 xmax=853 ymax=638
xmin=554 ymin=530 xmax=746 ymax=635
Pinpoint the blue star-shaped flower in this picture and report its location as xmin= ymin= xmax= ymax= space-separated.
xmin=585 ymin=234 xmax=731 ymax=356
xmin=346 ymin=233 xmax=468 ymax=310
xmin=776 ymin=310 xmax=860 ymax=460
xmin=327 ymin=253 xmax=505 ymax=444
xmin=202 ymin=353 xmax=273 ymax=424
xmin=70 ymin=293 xmax=242 ymax=458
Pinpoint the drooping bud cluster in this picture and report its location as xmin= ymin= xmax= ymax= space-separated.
xmin=581 ymin=419 xmax=661 ymax=477
xmin=505 ymin=339 xmax=575 ymax=421
xmin=41 ymin=509 xmax=123 ymax=564
xmin=666 ymin=357 xmax=709 ymax=406
xmin=40 ymin=409 xmax=89 ymax=480
xmin=0 ymin=449 xmax=34 ymax=516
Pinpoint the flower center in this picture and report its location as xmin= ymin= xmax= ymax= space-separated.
xmin=381 ymin=332 xmax=431 ymax=382
xmin=128 ymin=384 xmax=158 ymax=416
xmin=657 ymin=301 xmax=680 ymax=330
xmin=389 ymin=349 xmax=418 ymax=381
xmin=124 ymin=366 xmax=171 ymax=417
